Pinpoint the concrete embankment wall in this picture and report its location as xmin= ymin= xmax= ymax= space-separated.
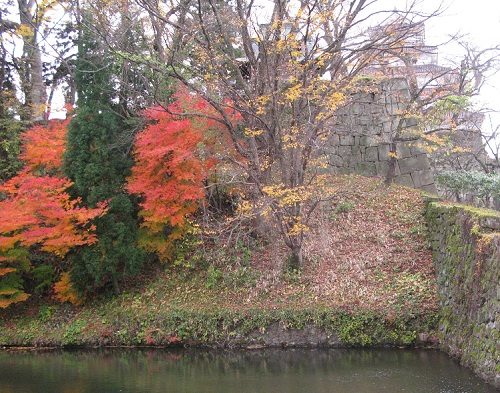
xmin=425 ymin=200 xmax=500 ymax=388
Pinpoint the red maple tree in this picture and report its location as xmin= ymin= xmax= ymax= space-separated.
xmin=127 ymin=106 xmax=205 ymax=259
xmin=20 ymin=119 xmax=68 ymax=173
xmin=0 ymin=119 xmax=106 ymax=308
xmin=127 ymin=92 xmax=241 ymax=260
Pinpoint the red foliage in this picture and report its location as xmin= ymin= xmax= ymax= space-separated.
xmin=127 ymin=92 xmax=241 ymax=259
xmin=20 ymin=118 xmax=69 ymax=173
xmin=0 ymin=174 xmax=105 ymax=256
xmin=0 ymin=118 xmax=106 ymax=257
xmin=127 ymin=107 xmax=205 ymax=258
xmin=171 ymin=88 xmax=242 ymax=163
xmin=0 ymin=119 xmax=106 ymax=307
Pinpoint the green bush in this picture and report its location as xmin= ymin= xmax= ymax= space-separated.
xmin=436 ymin=170 xmax=500 ymax=208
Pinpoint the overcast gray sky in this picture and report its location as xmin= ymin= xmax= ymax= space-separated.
xmin=421 ymin=0 xmax=500 ymax=140
xmin=429 ymin=0 xmax=500 ymax=48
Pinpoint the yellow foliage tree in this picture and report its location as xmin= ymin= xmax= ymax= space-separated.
xmin=93 ymin=0 xmax=444 ymax=268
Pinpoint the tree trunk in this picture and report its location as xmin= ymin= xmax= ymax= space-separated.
xmin=17 ymin=0 xmax=47 ymax=122
xmin=288 ymin=245 xmax=303 ymax=271
xmin=385 ymin=141 xmax=397 ymax=186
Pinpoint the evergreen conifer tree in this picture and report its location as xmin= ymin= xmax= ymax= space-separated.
xmin=64 ymin=15 xmax=145 ymax=295
xmin=0 ymin=40 xmax=22 ymax=182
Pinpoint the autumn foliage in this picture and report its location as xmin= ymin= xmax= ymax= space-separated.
xmin=19 ymin=119 xmax=68 ymax=173
xmin=127 ymin=107 xmax=205 ymax=259
xmin=0 ymin=119 xmax=106 ymax=308
xmin=52 ymin=272 xmax=81 ymax=305
xmin=0 ymin=175 xmax=105 ymax=255
xmin=127 ymin=93 xmax=240 ymax=260
xmin=0 ymin=92 xmax=239 ymax=306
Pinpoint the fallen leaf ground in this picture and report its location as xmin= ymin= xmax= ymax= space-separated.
xmin=0 ymin=175 xmax=439 ymax=346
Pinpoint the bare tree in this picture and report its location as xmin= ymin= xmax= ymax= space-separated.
xmin=363 ymin=22 xmax=500 ymax=186
xmin=427 ymin=42 xmax=500 ymax=174
xmin=483 ymin=117 xmax=500 ymax=171
xmin=16 ymin=0 xmax=50 ymax=121
xmin=137 ymin=0 xmax=445 ymax=267
xmin=0 ymin=1 xmax=76 ymax=122
xmin=90 ymin=0 xmax=443 ymax=268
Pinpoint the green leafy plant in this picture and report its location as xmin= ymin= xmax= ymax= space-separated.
xmin=436 ymin=170 xmax=500 ymax=208
xmin=36 ymin=304 xmax=59 ymax=322
xmin=336 ymin=201 xmax=356 ymax=213
xmin=205 ymin=266 xmax=223 ymax=289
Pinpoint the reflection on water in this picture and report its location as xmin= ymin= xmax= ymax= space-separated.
xmin=0 ymin=348 xmax=497 ymax=393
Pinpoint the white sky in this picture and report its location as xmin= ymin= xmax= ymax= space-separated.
xmin=427 ymin=0 xmax=500 ymax=49
xmin=426 ymin=0 xmax=500 ymax=98
xmin=413 ymin=0 xmax=500 ymax=139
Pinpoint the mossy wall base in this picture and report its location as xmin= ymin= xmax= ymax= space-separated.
xmin=425 ymin=201 xmax=500 ymax=388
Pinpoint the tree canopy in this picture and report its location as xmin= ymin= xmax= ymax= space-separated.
xmin=0 ymin=119 xmax=106 ymax=308
xmin=102 ymin=0 xmax=450 ymax=266
xmin=0 ymin=0 xmax=499 ymax=307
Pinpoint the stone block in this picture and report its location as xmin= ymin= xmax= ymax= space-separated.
xmin=340 ymin=135 xmax=355 ymax=146
xmin=387 ymin=77 xmax=410 ymax=92
xmin=352 ymin=146 xmax=362 ymax=159
xmin=376 ymin=161 xmax=390 ymax=177
xmin=372 ymin=112 xmax=386 ymax=124
xmin=410 ymin=144 xmax=427 ymax=156
xmin=359 ymin=135 xmax=378 ymax=147
xmin=338 ymin=167 xmax=354 ymax=175
xmin=350 ymin=103 xmax=363 ymax=115
xmin=346 ymin=152 xmax=362 ymax=167
xmin=396 ymin=143 xmax=412 ymax=158
xmin=359 ymin=114 xmax=373 ymax=124
xmin=404 ymin=117 xmax=418 ymax=128
xmin=411 ymin=169 xmax=435 ymax=188
xmin=411 ymin=171 xmax=422 ymax=188
xmin=380 ymin=161 xmax=401 ymax=177
xmin=479 ymin=216 xmax=500 ymax=231
xmin=356 ymin=162 xmax=377 ymax=177
xmin=397 ymin=154 xmax=431 ymax=175
xmin=364 ymin=146 xmax=378 ymax=162
xmin=378 ymin=144 xmax=391 ymax=161
xmin=327 ymin=154 xmax=344 ymax=167
xmin=382 ymin=121 xmax=394 ymax=135
xmin=370 ymin=125 xmax=384 ymax=135
xmin=338 ymin=145 xmax=352 ymax=157
xmin=328 ymin=134 xmax=340 ymax=146
xmin=394 ymin=174 xmax=415 ymax=188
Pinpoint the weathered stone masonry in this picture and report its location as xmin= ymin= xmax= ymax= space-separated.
xmin=323 ymin=76 xmax=499 ymax=386
xmin=425 ymin=200 xmax=500 ymax=388
xmin=323 ymin=78 xmax=437 ymax=194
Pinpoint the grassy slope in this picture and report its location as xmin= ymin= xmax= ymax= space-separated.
xmin=0 ymin=176 xmax=439 ymax=347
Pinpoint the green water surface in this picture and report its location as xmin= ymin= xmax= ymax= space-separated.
xmin=0 ymin=348 xmax=497 ymax=392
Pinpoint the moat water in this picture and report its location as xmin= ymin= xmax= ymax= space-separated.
xmin=0 ymin=348 xmax=498 ymax=392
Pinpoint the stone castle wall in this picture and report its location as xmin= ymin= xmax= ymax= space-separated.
xmin=323 ymin=78 xmax=437 ymax=193
xmin=425 ymin=200 xmax=500 ymax=388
